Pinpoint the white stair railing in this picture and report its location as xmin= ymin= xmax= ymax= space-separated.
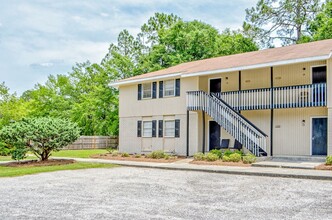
xmin=187 ymin=91 xmax=268 ymax=156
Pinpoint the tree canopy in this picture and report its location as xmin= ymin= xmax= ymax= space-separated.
xmin=243 ymin=0 xmax=322 ymax=47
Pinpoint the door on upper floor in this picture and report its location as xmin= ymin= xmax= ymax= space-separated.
xmin=209 ymin=78 xmax=221 ymax=94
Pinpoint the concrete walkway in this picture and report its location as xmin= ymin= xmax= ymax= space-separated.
xmin=51 ymin=157 xmax=332 ymax=181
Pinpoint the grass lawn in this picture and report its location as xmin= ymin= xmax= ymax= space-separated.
xmin=51 ymin=149 xmax=108 ymax=158
xmin=0 ymin=162 xmax=117 ymax=177
xmin=0 ymin=155 xmax=37 ymax=162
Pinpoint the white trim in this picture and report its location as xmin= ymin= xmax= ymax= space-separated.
xmin=142 ymin=121 xmax=153 ymax=138
xmin=310 ymin=64 xmax=327 ymax=84
xmin=310 ymin=116 xmax=328 ymax=156
xmin=110 ymin=53 xmax=332 ymax=88
xmin=163 ymin=79 xmax=176 ymax=97
xmin=208 ymin=77 xmax=222 ymax=94
xmin=182 ymin=55 xmax=331 ymax=78
xmin=109 ymin=73 xmax=181 ymax=88
xmin=164 ymin=119 xmax=175 ymax=138
xmin=142 ymin=82 xmax=153 ymax=100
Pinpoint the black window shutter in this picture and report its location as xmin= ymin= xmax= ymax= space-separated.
xmin=158 ymin=120 xmax=163 ymax=137
xmin=152 ymin=82 xmax=157 ymax=99
xmin=175 ymin=79 xmax=180 ymax=96
xmin=152 ymin=120 xmax=157 ymax=137
xmin=159 ymin=81 xmax=163 ymax=98
xmin=138 ymin=84 xmax=142 ymax=100
xmin=137 ymin=121 xmax=142 ymax=137
xmin=175 ymin=119 xmax=180 ymax=138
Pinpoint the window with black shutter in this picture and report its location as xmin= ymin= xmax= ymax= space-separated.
xmin=137 ymin=84 xmax=142 ymax=100
xmin=175 ymin=119 xmax=180 ymax=138
xmin=158 ymin=120 xmax=163 ymax=137
xmin=137 ymin=120 xmax=142 ymax=137
xmin=152 ymin=120 xmax=157 ymax=137
xmin=175 ymin=79 xmax=180 ymax=96
xmin=152 ymin=82 xmax=157 ymax=99
xmin=159 ymin=81 xmax=163 ymax=98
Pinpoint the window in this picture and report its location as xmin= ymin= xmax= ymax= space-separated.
xmin=142 ymin=83 xmax=152 ymax=99
xmin=164 ymin=120 xmax=175 ymax=137
xmin=143 ymin=121 xmax=152 ymax=137
xmin=164 ymin=80 xmax=175 ymax=97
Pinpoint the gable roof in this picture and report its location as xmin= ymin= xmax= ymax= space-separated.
xmin=110 ymin=39 xmax=332 ymax=87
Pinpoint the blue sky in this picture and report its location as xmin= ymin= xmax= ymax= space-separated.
xmin=0 ymin=0 xmax=257 ymax=94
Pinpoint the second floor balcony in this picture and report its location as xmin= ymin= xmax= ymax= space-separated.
xmin=213 ymin=83 xmax=327 ymax=111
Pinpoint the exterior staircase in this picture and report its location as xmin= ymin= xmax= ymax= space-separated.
xmin=187 ymin=91 xmax=268 ymax=156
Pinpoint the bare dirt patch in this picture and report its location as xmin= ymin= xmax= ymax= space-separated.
xmin=315 ymin=164 xmax=332 ymax=171
xmin=91 ymin=154 xmax=183 ymax=163
xmin=190 ymin=160 xmax=251 ymax=167
xmin=3 ymin=159 xmax=75 ymax=168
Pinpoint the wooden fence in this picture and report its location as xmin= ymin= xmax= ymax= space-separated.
xmin=64 ymin=136 xmax=118 ymax=150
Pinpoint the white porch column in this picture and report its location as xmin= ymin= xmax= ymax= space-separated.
xmin=327 ymin=58 xmax=332 ymax=156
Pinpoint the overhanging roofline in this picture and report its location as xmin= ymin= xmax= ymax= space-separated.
xmin=109 ymin=72 xmax=182 ymax=88
xmin=182 ymin=54 xmax=331 ymax=78
xmin=109 ymin=52 xmax=332 ymax=88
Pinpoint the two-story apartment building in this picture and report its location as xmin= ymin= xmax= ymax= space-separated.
xmin=111 ymin=39 xmax=332 ymax=157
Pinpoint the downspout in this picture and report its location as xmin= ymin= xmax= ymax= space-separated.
xmin=270 ymin=67 xmax=274 ymax=156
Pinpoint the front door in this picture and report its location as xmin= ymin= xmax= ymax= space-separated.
xmin=209 ymin=78 xmax=221 ymax=93
xmin=312 ymin=117 xmax=327 ymax=156
xmin=209 ymin=121 xmax=220 ymax=151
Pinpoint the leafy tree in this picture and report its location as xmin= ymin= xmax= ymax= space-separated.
xmin=307 ymin=0 xmax=332 ymax=41
xmin=0 ymin=117 xmax=80 ymax=161
xmin=244 ymin=0 xmax=321 ymax=47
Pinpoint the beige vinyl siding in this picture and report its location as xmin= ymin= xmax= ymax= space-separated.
xmin=119 ymin=76 xmax=198 ymax=117
xmin=241 ymin=68 xmax=270 ymax=90
xmin=241 ymin=110 xmax=271 ymax=155
xmin=198 ymin=71 xmax=239 ymax=92
xmin=273 ymin=107 xmax=327 ymax=156
xmin=273 ymin=61 xmax=326 ymax=87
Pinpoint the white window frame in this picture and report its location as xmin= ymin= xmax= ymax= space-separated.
xmin=142 ymin=121 xmax=153 ymax=137
xmin=142 ymin=83 xmax=152 ymax=99
xmin=164 ymin=120 xmax=175 ymax=137
xmin=163 ymin=79 xmax=176 ymax=97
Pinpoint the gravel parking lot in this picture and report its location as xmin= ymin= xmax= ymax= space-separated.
xmin=0 ymin=167 xmax=331 ymax=220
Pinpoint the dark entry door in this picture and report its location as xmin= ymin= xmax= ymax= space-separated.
xmin=209 ymin=78 xmax=221 ymax=93
xmin=209 ymin=121 xmax=220 ymax=151
xmin=312 ymin=118 xmax=327 ymax=156
xmin=312 ymin=66 xmax=326 ymax=84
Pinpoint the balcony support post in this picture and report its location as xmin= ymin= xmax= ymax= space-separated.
xmin=186 ymin=110 xmax=190 ymax=157
xmin=270 ymin=66 xmax=274 ymax=156
xmin=202 ymin=111 xmax=206 ymax=154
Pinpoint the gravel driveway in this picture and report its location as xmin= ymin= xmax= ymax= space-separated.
xmin=0 ymin=167 xmax=331 ymax=220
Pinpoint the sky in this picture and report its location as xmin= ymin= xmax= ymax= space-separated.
xmin=0 ymin=0 xmax=257 ymax=95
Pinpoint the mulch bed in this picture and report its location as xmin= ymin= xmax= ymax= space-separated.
xmin=190 ymin=160 xmax=251 ymax=167
xmin=2 ymin=159 xmax=75 ymax=168
xmin=315 ymin=164 xmax=332 ymax=170
xmin=91 ymin=154 xmax=183 ymax=163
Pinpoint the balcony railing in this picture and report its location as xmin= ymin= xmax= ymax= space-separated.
xmin=214 ymin=83 xmax=327 ymax=111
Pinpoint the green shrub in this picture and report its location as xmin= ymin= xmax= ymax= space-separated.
xmin=111 ymin=150 xmax=119 ymax=156
xmin=146 ymin=150 xmax=166 ymax=159
xmin=121 ymin=152 xmax=130 ymax=157
xmin=326 ymin=155 xmax=332 ymax=165
xmin=222 ymin=149 xmax=233 ymax=157
xmin=209 ymin=149 xmax=222 ymax=158
xmin=134 ymin=154 xmax=141 ymax=158
xmin=106 ymin=147 xmax=116 ymax=153
xmin=233 ymin=150 xmax=244 ymax=156
xmin=206 ymin=153 xmax=219 ymax=161
xmin=0 ymin=143 xmax=11 ymax=156
xmin=222 ymin=155 xmax=231 ymax=162
xmin=242 ymin=154 xmax=256 ymax=164
xmin=164 ymin=154 xmax=170 ymax=160
xmin=11 ymin=147 xmax=28 ymax=161
xmin=193 ymin=152 xmax=206 ymax=161
xmin=229 ymin=153 xmax=241 ymax=162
